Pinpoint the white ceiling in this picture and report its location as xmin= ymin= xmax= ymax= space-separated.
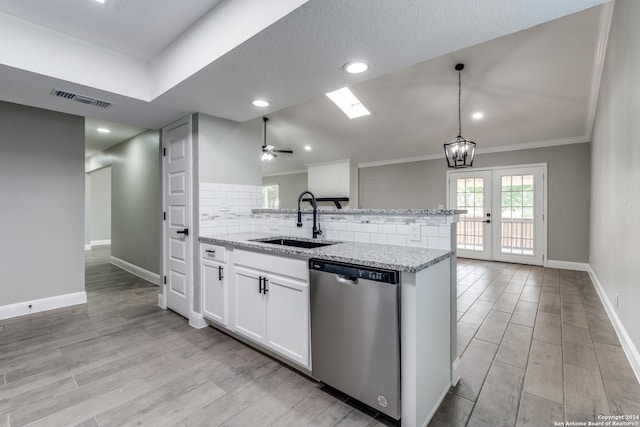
xmin=261 ymin=4 xmax=608 ymax=174
xmin=0 ymin=0 xmax=222 ymax=61
xmin=85 ymin=118 xmax=147 ymax=158
xmin=0 ymin=0 xmax=611 ymax=169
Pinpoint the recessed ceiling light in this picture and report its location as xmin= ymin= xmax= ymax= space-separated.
xmin=326 ymin=87 xmax=371 ymax=119
xmin=304 ymin=145 xmax=312 ymax=151
xmin=472 ymin=112 xmax=484 ymax=120
xmin=97 ymin=128 xmax=110 ymax=133
xmin=343 ymin=61 xmax=369 ymax=74
xmin=94 ymin=0 xmax=109 ymax=5
xmin=252 ymin=99 xmax=270 ymax=107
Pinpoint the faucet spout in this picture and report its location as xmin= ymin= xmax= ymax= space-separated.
xmin=296 ymin=191 xmax=322 ymax=238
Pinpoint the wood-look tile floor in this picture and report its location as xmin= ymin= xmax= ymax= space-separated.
xmin=1 ymin=248 xmax=638 ymax=426
xmin=430 ymin=258 xmax=640 ymax=427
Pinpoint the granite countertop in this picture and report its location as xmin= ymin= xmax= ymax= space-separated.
xmin=252 ymin=208 xmax=466 ymax=215
xmin=199 ymin=232 xmax=452 ymax=273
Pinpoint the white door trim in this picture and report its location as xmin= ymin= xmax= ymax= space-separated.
xmin=446 ymin=163 xmax=548 ymax=266
xmin=161 ymin=115 xmax=194 ymax=318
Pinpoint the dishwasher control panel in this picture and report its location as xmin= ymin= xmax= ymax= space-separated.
xmin=309 ymin=259 xmax=399 ymax=284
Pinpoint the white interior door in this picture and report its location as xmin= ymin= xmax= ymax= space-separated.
xmin=448 ymin=170 xmax=493 ymax=260
xmin=163 ymin=118 xmax=192 ymax=318
xmin=448 ymin=165 xmax=546 ymax=266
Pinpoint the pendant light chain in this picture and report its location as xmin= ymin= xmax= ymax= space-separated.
xmin=458 ymin=68 xmax=462 ymax=137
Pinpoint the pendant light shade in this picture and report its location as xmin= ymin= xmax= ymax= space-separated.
xmin=444 ymin=63 xmax=476 ymax=168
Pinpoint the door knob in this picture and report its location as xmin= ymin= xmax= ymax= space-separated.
xmin=483 ymin=220 xmax=491 ymax=224
xmin=177 ymin=228 xmax=189 ymax=236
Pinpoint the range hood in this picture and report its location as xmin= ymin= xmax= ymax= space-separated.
xmin=306 ymin=159 xmax=357 ymax=209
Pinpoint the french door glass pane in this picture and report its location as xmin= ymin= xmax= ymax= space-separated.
xmin=500 ymin=174 xmax=534 ymax=255
xmin=456 ymin=177 xmax=485 ymax=251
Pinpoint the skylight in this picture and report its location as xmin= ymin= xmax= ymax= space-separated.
xmin=325 ymin=87 xmax=370 ymax=119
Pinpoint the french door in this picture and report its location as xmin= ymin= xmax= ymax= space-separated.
xmin=448 ymin=165 xmax=546 ymax=266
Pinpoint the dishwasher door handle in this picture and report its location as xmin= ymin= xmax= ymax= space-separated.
xmin=335 ymin=274 xmax=359 ymax=285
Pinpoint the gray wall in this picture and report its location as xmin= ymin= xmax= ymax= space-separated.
xmin=262 ymin=173 xmax=308 ymax=208
xmin=0 ymin=101 xmax=85 ymax=305
xmin=197 ymin=114 xmax=262 ymax=185
xmin=192 ymin=113 xmax=262 ymax=314
xmin=359 ymin=143 xmax=591 ymax=263
xmin=86 ymin=131 xmax=161 ymax=274
xmin=590 ymin=0 xmax=640 ymax=358
xmin=89 ymin=166 xmax=111 ymax=242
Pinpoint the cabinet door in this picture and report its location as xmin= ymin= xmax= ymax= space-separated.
xmin=233 ymin=266 xmax=267 ymax=344
xmin=202 ymin=259 xmax=226 ymax=326
xmin=266 ymin=274 xmax=310 ymax=367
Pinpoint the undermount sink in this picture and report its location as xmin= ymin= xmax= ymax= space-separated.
xmin=251 ymin=237 xmax=337 ymax=249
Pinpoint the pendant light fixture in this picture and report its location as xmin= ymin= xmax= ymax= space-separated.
xmin=444 ymin=63 xmax=476 ymax=168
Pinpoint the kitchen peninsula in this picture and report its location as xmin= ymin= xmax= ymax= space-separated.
xmin=197 ymin=207 xmax=463 ymax=426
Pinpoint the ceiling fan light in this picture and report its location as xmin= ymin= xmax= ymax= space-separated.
xmin=261 ymin=152 xmax=274 ymax=161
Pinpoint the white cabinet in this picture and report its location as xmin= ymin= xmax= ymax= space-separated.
xmin=201 ymin=244 xmax=227 ymax=326
xmin=233 ymin=266 xmax=267 ymax=342
xmin=266 ymin=274 xmax=309 ymax=366
xmin=231 ymin=249 xmax=310 ymax=368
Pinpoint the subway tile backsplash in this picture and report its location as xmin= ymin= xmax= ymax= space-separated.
xmin=199 ymin=182 xmax=262 ymax=237
xmin=199 ymin=182 xmax=456 ymax=250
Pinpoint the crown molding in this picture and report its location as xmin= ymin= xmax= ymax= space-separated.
xmin=358 ymin=136 xmax=589 ymax=169
xmin=585 ymin=1 xmax=614 ymax=140
xmin=305 ymin=158 xmax=352 ymax=168
xmin=262 ymin=169 xmax=307 ymax=177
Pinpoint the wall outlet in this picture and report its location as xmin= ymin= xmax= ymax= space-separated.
xmin=409 ymin=224 xmax=421 ymax=241
xmin=438 ymin=204 xmax=444 ymax=209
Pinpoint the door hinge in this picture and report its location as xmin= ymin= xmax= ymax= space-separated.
xmin=163 ymin=275 xmax=167 ymax=284
xmin=163 ymin=147 xmax=166 ymax=157
xmin=163 ymin=211 xmax=166 ymax=221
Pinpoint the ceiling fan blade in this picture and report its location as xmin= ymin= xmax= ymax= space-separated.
xmin=273 ymin=149 xmax=293 ymax=154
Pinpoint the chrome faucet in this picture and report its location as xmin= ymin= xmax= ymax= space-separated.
xmin=297 ymin=191 xmax=322 ymax=238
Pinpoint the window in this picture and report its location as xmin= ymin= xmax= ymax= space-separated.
xmin=262 ymin=184 xmax=280 ymax=208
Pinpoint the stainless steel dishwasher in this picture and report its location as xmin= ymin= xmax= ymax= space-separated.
xmin=309 ymin=259 xmax=401 ymax=420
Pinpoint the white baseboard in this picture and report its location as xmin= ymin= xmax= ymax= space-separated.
xmin=0 ymin=291 xmax=87 ymax=321
xmin=90 ymin=239 xmax=111 ymax=246
xmin=545 ymin=259 xmax=590 ymax=271
xmin=588 ymin=266 xmax=640 ymax=384
xmin=189 ymin=312 xmax=207 ymax=329
xmin=110 ymin=256 xmax=161 ymax=286
xmin=84 ymin=244 xmax=92 ymax=251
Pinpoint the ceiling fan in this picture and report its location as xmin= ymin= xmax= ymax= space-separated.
xmin=261 ymin=117 xmax=293 ymax=161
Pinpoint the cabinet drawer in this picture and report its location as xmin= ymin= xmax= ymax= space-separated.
xmin=201 ymin=243 xmax=226 ymax=262
xmin=234 ymin=249 xmax=308 ymax=281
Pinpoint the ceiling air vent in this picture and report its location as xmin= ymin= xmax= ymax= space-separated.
xmin=50 ymin=89 xmax=113 ymax=109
